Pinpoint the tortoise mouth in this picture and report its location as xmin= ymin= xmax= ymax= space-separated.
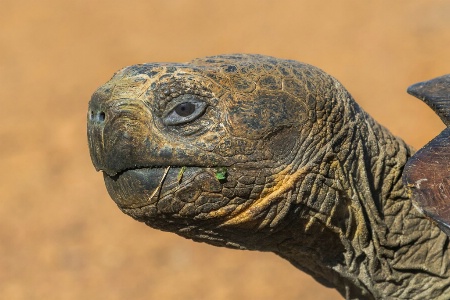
xmin=103 ymin=166 xmax=202 ymax=209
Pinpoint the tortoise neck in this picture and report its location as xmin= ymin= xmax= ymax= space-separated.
xmin=275 ymin=104 xmax=450 ymax=299
xmin=276 ymin=108 xmax=414 ymax=298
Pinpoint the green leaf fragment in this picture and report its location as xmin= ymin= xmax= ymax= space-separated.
xmin=215 ymin=167 xmax=227 ymax=181
xmin=177 ymin=166 xmax=187 ymax=183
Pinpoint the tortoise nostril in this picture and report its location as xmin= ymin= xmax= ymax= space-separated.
xmin=89 ymin=110 xmax=106 ymax=123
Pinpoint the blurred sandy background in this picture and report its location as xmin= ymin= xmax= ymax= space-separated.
xmin=1 ymin=1 xmax=450 ymax=299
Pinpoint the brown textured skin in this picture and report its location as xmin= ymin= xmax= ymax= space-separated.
xmin=87 ymin=54 xmax=450 ymax=299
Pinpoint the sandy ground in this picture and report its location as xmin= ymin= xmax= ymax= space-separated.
xmin=1 ymin=1 xmax=450 ymax=299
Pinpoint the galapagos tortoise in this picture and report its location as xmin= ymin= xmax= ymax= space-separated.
xmin=87 ymin=54 xmax=450 ymax=299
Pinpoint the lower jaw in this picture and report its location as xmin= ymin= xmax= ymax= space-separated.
xmin=103 ymin=166 xmax=201 ymax=209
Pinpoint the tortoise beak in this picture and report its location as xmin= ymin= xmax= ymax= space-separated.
xmin=87 ymin=80 xmax=174 ymax=177
xmin=87 ymin=91 xmax=156 ymax=176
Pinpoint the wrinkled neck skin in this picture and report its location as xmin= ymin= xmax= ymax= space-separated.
xmin=234 ymin=95 xmax=450 ymax=299
xmin=269 ymin=107 xmax=450 ymax=299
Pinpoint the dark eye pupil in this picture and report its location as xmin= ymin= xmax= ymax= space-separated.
xmin=175 ymin=102 xmax=196 ymax=117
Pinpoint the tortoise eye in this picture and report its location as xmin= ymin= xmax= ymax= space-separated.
xmin=163 ymin=96 xmax=207 ymax=125
xmin=174 ymin=102 xmax=196 ymax=117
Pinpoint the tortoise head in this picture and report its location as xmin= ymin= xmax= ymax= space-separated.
xmin=87 ymin=54 xmax=354 ymax=248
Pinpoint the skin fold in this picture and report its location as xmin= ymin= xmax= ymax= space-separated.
xmin=87 ymin=54 xmax=450 ymax=299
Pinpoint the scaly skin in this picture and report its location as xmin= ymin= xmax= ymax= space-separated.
xmin=87 ymin=54 xmax=450 ymax=299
